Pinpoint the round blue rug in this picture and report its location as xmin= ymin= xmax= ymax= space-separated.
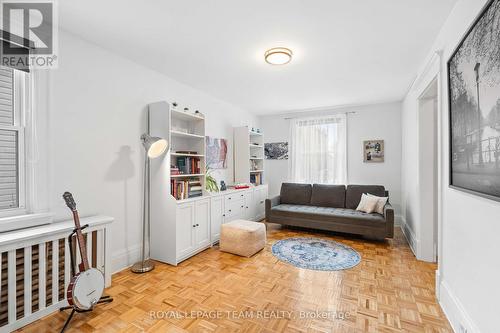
xmin=271 ymin=237 xmax=361 ymax=271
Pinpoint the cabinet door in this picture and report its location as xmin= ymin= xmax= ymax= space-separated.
xmin=194 ymin=199 xmax=211 ymax=248
xmin=256 ymin=186 xmax=268 ymax=220
xmin=176 ymin=202 xmax=195 ymax=258
xmin=244 ymin=190 xmax=255 ymax=220
xmin=210 ymin=196 xmax=223 ymax=243
xmin=225 ymin=200 xmax=244 ymax=222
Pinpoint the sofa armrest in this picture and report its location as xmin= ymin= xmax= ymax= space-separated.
xmin=265 ymin=195 xmax=280 ymax=221
xmin=384 ymin=202 xmax=394 ymax=238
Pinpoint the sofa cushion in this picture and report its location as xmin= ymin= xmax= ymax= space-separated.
xmin=345 ymin=185 xmax=386 ymax=209
xmin=280 ymin=183 xmax=312 ymax=205
xmin=270 ymin=204 xmax=385 ymax=226
xmin=310 ymin=184 xmax=346 ymax=208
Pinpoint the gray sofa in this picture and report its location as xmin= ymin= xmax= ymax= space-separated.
xmin=265 ymin=183 xmax=394 ymax=240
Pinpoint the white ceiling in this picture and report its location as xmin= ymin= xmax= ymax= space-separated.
xmin=59 ymin=0 xmax=457 ymax=115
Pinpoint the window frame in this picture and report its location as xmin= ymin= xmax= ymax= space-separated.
xmin=0 ymin=69 xmax=27 ymax=218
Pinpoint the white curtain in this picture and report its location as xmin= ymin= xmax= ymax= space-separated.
xmin=288 ymin=115 xmax=347 ymax=184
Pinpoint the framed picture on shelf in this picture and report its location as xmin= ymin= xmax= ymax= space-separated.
xmin=448 ymin=0 xmax=500 ymax=201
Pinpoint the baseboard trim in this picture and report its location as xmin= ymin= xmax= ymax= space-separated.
xmin=399 ymin=217 xmax=418 ymax=256
xmin=435 ymin=270 xmax=441 ymax=301
xmin=439 ymin=280 xmax=480 ymax=333
xmin=394 ymin=214 xmax=403 ymax=226
xmin=111 ymin=244 xmax=141 ymax=274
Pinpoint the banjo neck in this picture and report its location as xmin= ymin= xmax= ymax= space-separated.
xmin=63 ymin=192 xmax=90 ymax=272
xmin=72 ymin=210 xmax=90 ymax=271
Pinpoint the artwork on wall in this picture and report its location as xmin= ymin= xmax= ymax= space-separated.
xmin=363 ymin=140 xmax=384 ymax=163
xmin=206 ymin=136 xmax=228 ymax=169
xmin=448 ymin=0 xmax=500 ymax=201
xmin=265 ymin=142 xmax=288 ymax=160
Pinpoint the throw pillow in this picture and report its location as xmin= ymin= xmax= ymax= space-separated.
xmin=367 ymin=194 xmax=389 ymax=215
xmin=356 ymin=193 xmax=379 ymax=214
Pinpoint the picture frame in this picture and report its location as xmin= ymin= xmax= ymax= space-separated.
xmin=206 ymin=136 xmax=228 ymax=169
xmin=264 ymin=142 xmax=288 ymax=160
xmin=363 ymin=140 xmax=384 ymax=163
xmin=447 ymin=0 xmax=500 ymax=201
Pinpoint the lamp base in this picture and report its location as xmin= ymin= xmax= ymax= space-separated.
xmin=131 ymin=259 xmax=155 ymax=273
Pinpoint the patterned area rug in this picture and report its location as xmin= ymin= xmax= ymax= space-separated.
xmin=271 ymin=237 xmax=361 ymax=271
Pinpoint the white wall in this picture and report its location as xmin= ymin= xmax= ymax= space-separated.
xmin=402 ymin=0 xmax=499 ymax=331
xmin=259 ymin=102 xmax=402 ymax=219
xmin=47 ymin=31 xmax=258 ymax=272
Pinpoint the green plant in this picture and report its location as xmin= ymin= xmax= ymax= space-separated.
xmin=205 ymin=167 xmax=219 ymax=192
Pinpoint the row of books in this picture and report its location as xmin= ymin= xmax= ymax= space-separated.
xmin=174 ymin=157 xmax=201 ymax=175
xmin=250 ymin=173 xmax=262 ymax=185
xmin=171 ymin=178 xmax=203 ymax=200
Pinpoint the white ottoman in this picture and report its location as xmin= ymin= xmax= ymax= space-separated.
xmin=220 ymin=220 xmax=266 ymax=257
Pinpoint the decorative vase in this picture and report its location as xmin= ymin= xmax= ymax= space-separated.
xmin=220 ymin=181 xmax=227 ymax=191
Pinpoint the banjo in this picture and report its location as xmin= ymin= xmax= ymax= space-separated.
xmin=63 ymin=192 xmax=105 ymax=311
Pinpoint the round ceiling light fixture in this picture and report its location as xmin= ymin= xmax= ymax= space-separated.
xmin=264 ymin=47 xmax=293 ymax=65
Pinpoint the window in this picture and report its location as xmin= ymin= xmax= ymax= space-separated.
xmin=288 ymin=115 xmax=347 ymax=184
xmin=0 ymin=67 xmax=27 ymax=216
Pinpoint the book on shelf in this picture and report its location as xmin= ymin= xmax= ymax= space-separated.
xmin=250 ymin=173 xmax=262 ymax=185
xmin=174 ymin=156 xmax=201 ymax=175
xmin=170 ymin=166 xmax=180 ymax=175
xmin=170 ymin=178 xmax=204 ymax=200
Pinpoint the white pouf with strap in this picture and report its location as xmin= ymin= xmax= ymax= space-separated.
xmin=220 ymin=220 xmax=266 ymax=257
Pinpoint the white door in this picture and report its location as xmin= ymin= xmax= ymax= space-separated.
xmin=210 ymin=196 xmax=224 ymax=243
xmin=194 ymin=199 xmax=211 ymax=248
xmin=176 ymin=202 xmax=195 ymax=258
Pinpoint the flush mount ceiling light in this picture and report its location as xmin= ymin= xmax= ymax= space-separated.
xmin=265 ymin=47 xmax=293 ymax=65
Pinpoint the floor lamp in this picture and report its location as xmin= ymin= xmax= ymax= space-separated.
xmin=131 ymin=133 xmax=168 ymax=273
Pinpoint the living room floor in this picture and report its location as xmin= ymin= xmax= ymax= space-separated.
xmin=17 ymin=224 xmax=452 ymax=333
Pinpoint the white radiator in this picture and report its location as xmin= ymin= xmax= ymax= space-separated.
xmin=0 ymin=215 xmax=113 ymax=332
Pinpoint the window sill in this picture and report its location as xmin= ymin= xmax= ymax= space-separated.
xmin=0 ymin=212 xmax=53 ymax=233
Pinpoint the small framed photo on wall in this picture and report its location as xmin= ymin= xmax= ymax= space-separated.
xmin=364 ymin=140 xmax=384 ymax=163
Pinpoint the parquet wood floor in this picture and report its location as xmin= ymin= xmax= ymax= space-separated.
xmin=17 ymin=224 xmax=452 ymax=333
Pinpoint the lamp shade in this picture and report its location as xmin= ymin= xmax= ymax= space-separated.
xmin=141 ymin=133 xmax=168 ymax=159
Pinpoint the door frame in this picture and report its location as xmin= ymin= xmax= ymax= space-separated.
xmin=410 ymin=50 xmax=444 ymax=296
xmin=417 ymin=78 xmax=439 ymax=263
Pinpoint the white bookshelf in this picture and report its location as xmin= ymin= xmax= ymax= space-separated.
xmin=148 ymin=102 xmax=211 ymax=266
xmin=148 ymin=102 xmax=207 ymax=201
xmin=234 ymin=126 xmax=264 ymax=185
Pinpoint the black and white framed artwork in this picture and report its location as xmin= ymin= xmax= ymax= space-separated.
xmin=265 ymin=142 xmax=288 ymax=160
xmin=448 ymin=0 xmax=500 ymax=200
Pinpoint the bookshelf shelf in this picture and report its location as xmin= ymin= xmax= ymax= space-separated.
xmin=171 ymin=153 xmax=205 ymax=157
xmin=171 ymin=130 xmax=204 ymax=139
xmin=171 ymin=173 xmax=204 ymax=178
xmin=171 ymin=109 xmax=205 ymax=121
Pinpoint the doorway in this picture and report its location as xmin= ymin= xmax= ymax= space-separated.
xmin=418 ymin=78 xmax=438 ymax=262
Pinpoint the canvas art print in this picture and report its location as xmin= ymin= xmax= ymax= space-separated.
xmin=448 ymin=0 xmax=500 ymax=200
xmin=265 ymin=142 xmax=288 ymax=160
xmin=206 ymin=137 xmax=228 ymax=169
xmin=364 ymin=140 xmax=384 ymax=163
